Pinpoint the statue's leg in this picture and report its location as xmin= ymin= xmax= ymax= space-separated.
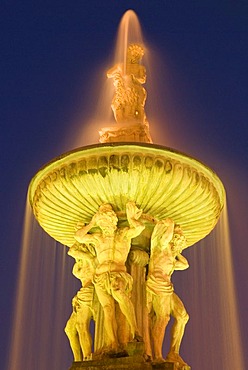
xmin=64 ymin=312 xmax=83 ymax=361
xmin=151 ymin=294 xmax=171 ymax=363
xmin=111 ymin=274 xmax=141 ymax=341
xmin=115 ymin=302 xmax=130 ymax=346
xmin=143 ymin=296 xmax=153 ymax=361
xmin=76 ymin=305 xmax=93 ymax=360
xmin=94 ymin=283 xmax=118 ymax=350
xmin=166 ymin=292 xmax=189 ymax=365
xmin=112 ymin=286 xmax=140 ymax=340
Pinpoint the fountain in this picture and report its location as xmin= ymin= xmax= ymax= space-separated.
xmin=27 ymin=10 xmax=225 ymax=370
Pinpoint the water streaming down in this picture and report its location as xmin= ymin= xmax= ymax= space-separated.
xmin=113 ymin=9 xmax=144 ymax=74
xmin=115 ymin=16 xmax=243 ymax=368
xmin=75 ymin=10 xmax=245 ymax=368
xmin=177 ymin=205 xmax=245 ymax=369
xmin=7 ymin=201 xmax=78 ymax=370
xmin=7 ymin=9 xmax=245 ymax=370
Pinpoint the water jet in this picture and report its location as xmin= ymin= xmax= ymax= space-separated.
xmin=22 ymin=9 xmax=229 ymax=370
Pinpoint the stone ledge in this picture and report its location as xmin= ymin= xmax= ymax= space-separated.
xmin=68 ymin=342 xmax=190 ymax=370
xmin=69 ymin=359 xmax=190 ymax=370
xmin=69 ymin=356 xmax=150 ymax=370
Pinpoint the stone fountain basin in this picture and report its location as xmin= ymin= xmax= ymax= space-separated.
xmin=28 ymin=142 xmax=225 ymax=248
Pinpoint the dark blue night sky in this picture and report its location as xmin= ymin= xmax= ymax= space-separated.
xmin=1 ymin=1 xmax=248 ymax=369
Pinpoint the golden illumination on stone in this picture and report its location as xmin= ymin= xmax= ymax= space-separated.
xmin=99 ymin=43 xmax=152 ymax=143
xmin=28 ymin=142 xmax=225 ymax=249
xmin=28 ymin=19 xmax=226 ymax=366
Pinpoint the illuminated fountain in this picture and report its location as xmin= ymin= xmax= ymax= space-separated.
xmin=28 ymin=10 xmax=225 ymax=370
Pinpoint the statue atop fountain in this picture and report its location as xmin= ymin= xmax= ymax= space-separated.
xmin=99 ymin=43 xmax=152 ymax=143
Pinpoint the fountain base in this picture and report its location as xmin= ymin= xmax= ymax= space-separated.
xmin=69 ymin=342 xmax=190 ymax=370
xmin=69 ymin=359 xmax=190 ymax=370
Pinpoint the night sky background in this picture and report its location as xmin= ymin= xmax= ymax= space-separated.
xmin=1 ymin=1 xmax=248 ymax=369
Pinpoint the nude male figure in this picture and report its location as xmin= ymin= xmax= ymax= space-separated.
xmin=74 ymin=202 xmax=145 ymax=353
xmin=64 ymin=243 xmax=97 ymax=361
xmin=146 ymin=219 xmax=189 ymax=366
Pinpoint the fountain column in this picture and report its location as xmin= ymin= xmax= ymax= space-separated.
xmin=127 ymin=246 xmax=152 ymax=359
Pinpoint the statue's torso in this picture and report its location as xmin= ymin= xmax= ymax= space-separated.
xmin=148 ymin=247 xmax=175 ymax=279
xmin=93 ymin=229 xmax=131 ymax=274
xmin=72 ymin=259 xmax=95 ymax=287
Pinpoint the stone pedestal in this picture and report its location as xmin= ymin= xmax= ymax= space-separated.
xmin=69 ymin=356 xmax=149 ymax=370
xmin=99 ymin=123 xmax=152 ymax=144
xmin=69 ymin=359 xmax=190 ymax=370
xmin=69 ymin=342 xmax=190 ymax=370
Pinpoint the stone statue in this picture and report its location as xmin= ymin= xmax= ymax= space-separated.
xmin=64 ymin=242 xmax=97 ymax=361
xmin=101 ymin=43 xmax=152 ymax=143
xmin=107 ymin=44 xmax=147 ymax=126
xmin=74 ymin=202 xmax=145 ymax=354
xmin=146 ymin=219 xmax=189 ymax=366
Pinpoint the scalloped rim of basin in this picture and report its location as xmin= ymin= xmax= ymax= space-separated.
xmin=28 ymin=142 xmax=225 ymax=248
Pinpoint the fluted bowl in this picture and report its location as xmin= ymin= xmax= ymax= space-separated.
xmin=28 ymin=143 xmax=225 ymax=248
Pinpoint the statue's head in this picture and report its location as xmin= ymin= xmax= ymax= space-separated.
xmin=94 ymin=203 xmax=118 ymax=234
xmin=127 ymin=44 xmax=145 ymax=63
xmin=172 ymin=225 xmax=187 ymax=253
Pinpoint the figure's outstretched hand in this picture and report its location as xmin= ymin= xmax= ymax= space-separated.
xmin=74 ymin=221 xmax=85 ymax=231
xmin=159 ymin=218 xmax=174 ymax=228
xmin=126 ymin=201 xmax=143 ymax=220
xmin=74 ymin=218 xmax=95 ymax=233
xmin=151 ymin=218 xmax=174 ymax=249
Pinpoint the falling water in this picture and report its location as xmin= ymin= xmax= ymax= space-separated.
xmin=113 ymin=9 xmax=144 ymax=73
xmin=175 ymin=204 xmax=245 ymax=369
xmin=6 ymin=201 xmax=78 ymax=370
xmin=7 ymin=9 xmax=245 ymax=370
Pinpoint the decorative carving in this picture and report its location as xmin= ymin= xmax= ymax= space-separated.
xmin=74 ymin=202 xmax=145 ymax=355
xmin=64 ymin=242 xmax=97 ymax=361
xmin=99 ymin=124 xmax=152 ymax=143
xmin=146 ymin=219 xmax=189 ymax=366
xmin=99 ymin=44 xmax=152 ymax=143
xmin=107 ymin=44 xmax=147 ymax=126
xmin=26 ymin=14 xmax=225 ymax=370
xmin=30 ymin=145 xmax=224 ymax=249
xmin=128 ymin=249 xmax=149 ymax=267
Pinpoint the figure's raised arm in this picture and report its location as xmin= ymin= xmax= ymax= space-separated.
xmin=126 ymin=201 xmax=145 ymax=238
xmin=68 ymin=242 xmax=96 ymax=260
xmin=160 ymin=219 xmax=174 ymax=248
xmin=74 ymin=217 xmax=96 ymax=244
xmin=151 ymin=219 xmax=174 ymax=250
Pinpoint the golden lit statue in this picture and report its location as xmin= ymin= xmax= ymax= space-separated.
xmin=146 ymin=219 xmax=189 ymax=366
xmin=107 ymin=44 xmax=147 ymax=125
xmin=74 ymin=202 xmax=145 ymax=354
xmin=64 ymin=243 xmax=97 ymax=361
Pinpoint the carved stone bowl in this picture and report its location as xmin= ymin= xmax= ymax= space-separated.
xmin=28 ymin=143 xmax=225 ymax=248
